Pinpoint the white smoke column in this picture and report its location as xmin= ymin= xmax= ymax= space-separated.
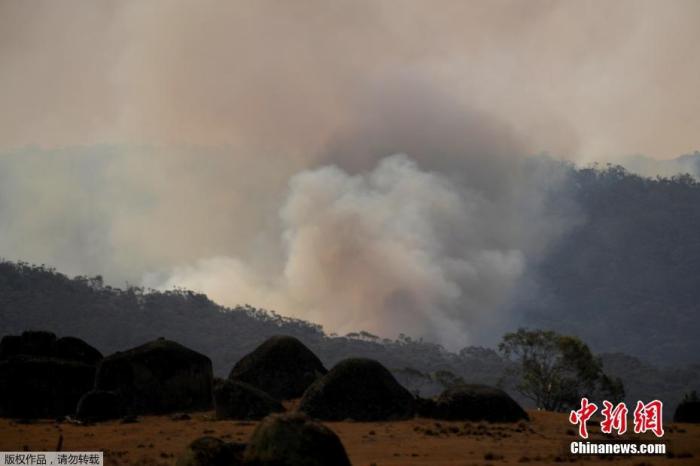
xmin=150 ymin=154 xmax=527 ymax=348
xmin=281 ymin=154 xmax=527 ymax=344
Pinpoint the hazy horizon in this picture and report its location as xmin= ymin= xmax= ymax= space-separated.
xmin=2 ymin=0 xmax=699 ymax=348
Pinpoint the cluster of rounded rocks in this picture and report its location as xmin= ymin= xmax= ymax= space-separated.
xmin=3 ymin=331 xmax=697 ymax=465
xmin=0 ymin=331 xmax=213 ymax=421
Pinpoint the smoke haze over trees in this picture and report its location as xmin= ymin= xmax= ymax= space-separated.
xmin=517 ymin=163 xmax=700 ymax=365
xmin=2 ymin=147 xmax=700 ymax=356
xmin=2 ymin=0 xmax=700 ymax=355
xmin=0 ymin=251 xmax=698 ymax=419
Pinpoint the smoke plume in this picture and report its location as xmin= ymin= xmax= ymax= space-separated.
xmin=1 ymin=0 xmax=698 ymax=346
xmin=143 ymin=85 xmax=578 ymax=346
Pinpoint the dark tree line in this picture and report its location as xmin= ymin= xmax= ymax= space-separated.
xmin=521 ymin=164 xmax=700 ymax=366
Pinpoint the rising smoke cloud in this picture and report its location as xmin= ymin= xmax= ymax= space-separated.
xmin=147 ymin=154 xmax=530 ymax=346
xmin=142 ymin=84 xmax=578 ymax=347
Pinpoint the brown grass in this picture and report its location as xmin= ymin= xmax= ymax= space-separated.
xmin=1 ymin=410 xmax=698 ymax=466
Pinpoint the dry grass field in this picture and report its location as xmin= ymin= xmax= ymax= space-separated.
xmin=1 ymin=409 xmax=698 ymax=466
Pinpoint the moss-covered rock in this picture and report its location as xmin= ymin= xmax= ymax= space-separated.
xmin=674 ymin=400 xmax=700 ymax=423
xmin=214 ymin=380 xmax=284 ymax=420
xmin=176 ymin=436 xmax=245 ymax=466
xmin=0 ymin=331 xmax=102 ymax=366
xmin=0 ymin=331 xmax=56 ymax=359
xmin=298 ymin=358 xmax=414 ymax=421
xmin=0 ymin=355 xmax=95 ymax=418
xmin=430 ymin=384 xmax=528 ymax=422
xmin=53 ymin=337 xmax=103 ymax=365
xmin=244 ymin=413 xmax=351 ymax=466
xmin=96 ymin=338 xmax=213 ymax=414
xmin=76 ymin=390 xmax=126 ymax=421
xmin=229 ymin=336 xmax=326 ymax=400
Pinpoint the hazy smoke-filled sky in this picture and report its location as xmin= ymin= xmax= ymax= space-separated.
xmin=1 ymin=0 xmax=699 ymax=347
xmin=2 ymin=0 xmax=699 ymax=157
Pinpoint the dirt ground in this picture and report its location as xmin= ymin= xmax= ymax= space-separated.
xmin=0 ymin=410 xmax=697 ymax=466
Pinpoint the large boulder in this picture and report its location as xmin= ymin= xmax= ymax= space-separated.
xmin=229 ymin=336 xmax=326 ymax=400
xmin=244 ymin=413 xmax=351 ymax=466
xmin=429 ymin=384 xmax=529 ymax=422
xmin=0 ymin=335 xmax=25 ymax=359
xmin=0 ymin=331 xmax=102 ymax=365
xmin=15 ymin=330 xmax=56 ymax=356
xmin=674 ymin=400 xmax=700 ymax=423
xmin=76 ymin=390 xmax=126 ymax=422
xmin=0 ymin=356 xmax=95 ymax=418
xmin=0 ymin=331 xmax=56 ymax=359
xmin=53 ymin=337 xmax=103 ymax=365
xmin=95 ymin=338 xmax=213 ymax=414
xmin=176 ymin=436 xmax=245 ymax=466
xmin=298 ymin=358 xmax=415 ymax=421
xmin=0 ymin=331 xmax=102 ymax=419
xmin=214 ymin=380 xmax=284 ymax=420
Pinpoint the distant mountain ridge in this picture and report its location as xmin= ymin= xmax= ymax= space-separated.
xmin=0 ymin=260 xmax=479 ymax=377
xmin=1 ymin=258 xmax=699 ymax=417
xmin=518 ymin=164 xmax=700 ymax=366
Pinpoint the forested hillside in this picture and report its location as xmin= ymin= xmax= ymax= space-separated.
xmin=521 ymin=165 xmax=700 ymax=365
xmin=1 ymin=258 xmax=698 ymax=417
xmin=0 ymin=261 xmax=497 ymax=380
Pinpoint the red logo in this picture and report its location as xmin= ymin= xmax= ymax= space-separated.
xmin=600 ymin=401 xmax=628 ymax=435
xmin=633 ymin=400 xmax=664 ymax=437
xmin=569 ymin=399 xmax=664 ymax=439
xmin=568 ymin=397 xmax=598 ymax=439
